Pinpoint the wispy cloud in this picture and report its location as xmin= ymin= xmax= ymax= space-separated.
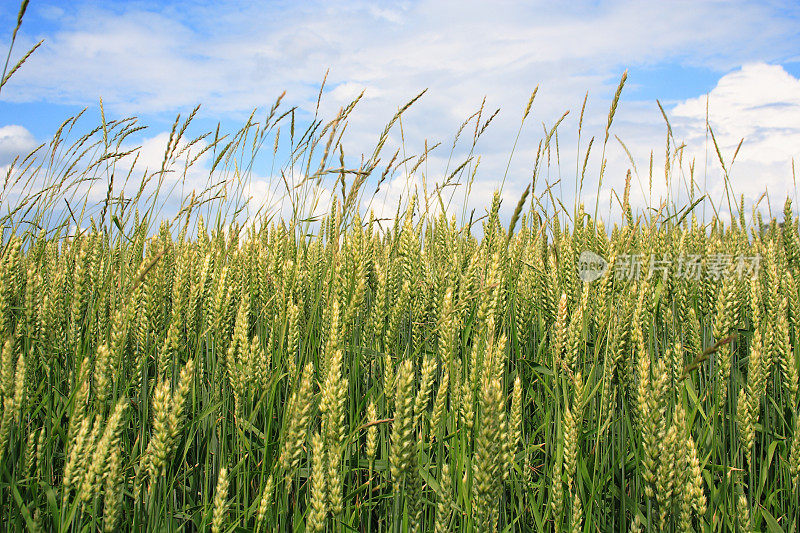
xmin=7 ymin=1 xmax=797 ymax=114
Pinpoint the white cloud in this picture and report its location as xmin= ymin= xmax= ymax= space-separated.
xmin=559 ymin=62 xmax=800 ymax=225
xmin=4 ymin=1 xmax=800 ymax=224
xmin=7 ymin=1 xmax=795 ymax=118
xmin=670 ymin=64 xmax=799 ymax=209
xmin=0 ymin=125 xmax=37 ymax=166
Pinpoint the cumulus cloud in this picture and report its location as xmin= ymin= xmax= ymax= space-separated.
xmin=670 ymin=64 xmax=799 ymax=211
xmin=559 ymin=62 xmax=800 ymax=224
xmin=0 ymin=125 xmax=37 ymax=166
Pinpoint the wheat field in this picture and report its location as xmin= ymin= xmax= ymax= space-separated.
xmin=2 ymin=3 xmax=800 ymax=532
xmin=2 ymin=160 xmax=800 ymax=532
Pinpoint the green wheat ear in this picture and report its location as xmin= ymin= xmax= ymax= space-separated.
xmin=211 ymin=466 xmax=229 ymax=533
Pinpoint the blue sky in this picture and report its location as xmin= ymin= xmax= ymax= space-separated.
xmin=2 ymin=0 xmax=800 ymax=224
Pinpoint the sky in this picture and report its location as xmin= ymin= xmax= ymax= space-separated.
xmin=2 ymin=0 xmax=800 ymax=227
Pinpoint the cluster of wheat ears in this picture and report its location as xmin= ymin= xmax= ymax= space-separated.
xmin=2 ymin=3 xmax=800 ymax=532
